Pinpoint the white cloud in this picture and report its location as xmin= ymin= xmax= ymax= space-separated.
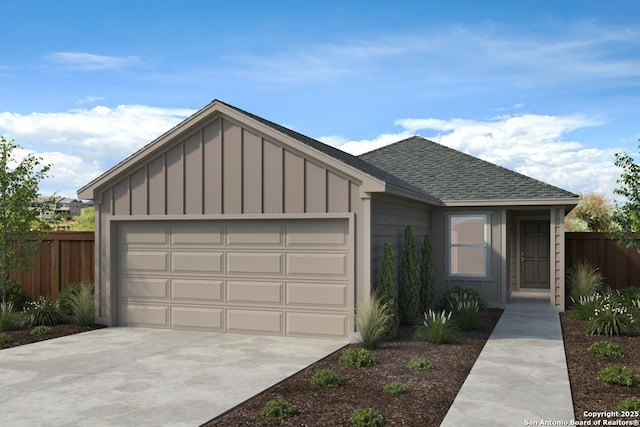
xmin=46 ymin=52 xmax=141 ymax=70
xmin=325 ymin=113 xmax=621 ymax=200
xmin=0 ymin=105 xmax=194 ymax=197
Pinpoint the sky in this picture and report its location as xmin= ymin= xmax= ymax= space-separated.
xmin=0 ymin=0 xmax=639 ymax=201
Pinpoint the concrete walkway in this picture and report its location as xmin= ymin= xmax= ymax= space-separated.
xmin=441 ymin=297 xmax=575 ymax=427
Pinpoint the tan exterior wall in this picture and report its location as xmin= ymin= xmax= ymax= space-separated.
xmin=370 ymin=194 xmax=431 ymax=293
xmin=94 ymin=117 xmax=367 ymax=328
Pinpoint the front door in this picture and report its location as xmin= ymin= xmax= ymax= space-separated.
xmin=520 ymin=220 xmax=550 ymax=289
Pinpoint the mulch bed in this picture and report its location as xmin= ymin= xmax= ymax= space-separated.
xmin=206 ymin=309 xmax=503 ymax=426
xmin=0 ymin=321 xmax=106 ymax=350
xmin=560 ymin=311 xmax=640 ymax=421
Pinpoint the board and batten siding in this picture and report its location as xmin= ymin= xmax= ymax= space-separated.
xmin=370 ymin=195 xmax=431 ymax=292
xmin=432 ymin=208 xmax=505 ymax=305
xmin=95 ymin=117 xmax=365 ymax=321
xmin=551 ymin=206 xmax=566 ymax=309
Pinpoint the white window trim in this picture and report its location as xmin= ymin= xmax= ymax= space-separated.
xmin=447 ymin=213 xmax=491 ymax=278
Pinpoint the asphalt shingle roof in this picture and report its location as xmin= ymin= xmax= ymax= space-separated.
xmin=359 ymin=136 xmax=578 ymax=202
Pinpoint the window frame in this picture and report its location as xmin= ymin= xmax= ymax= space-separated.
xmin=447 ymin=213 xmax=491 ymax=278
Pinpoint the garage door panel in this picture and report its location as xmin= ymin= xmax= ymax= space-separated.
xmin=171 ymin=279 xmax=223 ymax=301
xmin=120 ymin=278 xmax=168 ymax=299
xmin=286 ymin=312 xmax=347 ymax=338
xmin=119 ymin=304 xmax=169 ymax=327
xmin=226 ymin=222 xmax=283 ymax=245
xmin=227 ymin=253 xmax=283 ymax=274
xmin=227 ymin=309 xmax=283 ymax=334
xmin=120 ymin=222 xmax=169 ymax=244
xmin=286 ymin=282 xmax=346 ymax=307
xmin=286 ymin=253 xmax=347 ymax=277
xmin=227 ymin=281 xmax=283 ymax=304
xmin=122 ymin=251 xmax=168 ymax=272
xmin=171 ymin=307 xmax=223 ymax=330
xmin=286 ymin=221 xmax=347 ymax=246
xmin=171 ymin=252 xmax=223 ymax=273
xmin=170 ymin=222 xmax=223 ymax=245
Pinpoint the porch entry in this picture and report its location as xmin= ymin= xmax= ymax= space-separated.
xmin=520 ymin=220 xmax=550 ymax=290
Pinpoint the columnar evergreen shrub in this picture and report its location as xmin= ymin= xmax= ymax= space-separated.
xmin=400 ymin=225 xmax=420 ymax=325
xmin=420 ymin=233 xmax=436 ymax=314
xmin=378 ymin=243 xmax=399 ymax=339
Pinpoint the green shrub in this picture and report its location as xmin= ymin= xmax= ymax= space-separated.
xmin=67 ymin=282 xmax=95 ymax=326
xmin=383 ymin=381 xmax=410 ymax=395
xmin=23 ymin=296 xmax=61 ymax=327
xmin=310 ymin=369 xmax=343 ymax=388
xmin=567 ymin=260 xmax=604 ymax=303
xmin=356 ymin=293 xmax=390 ymax=350
xmin=414 ymin=309 xmax=460 ymax=344
xmin=588 ymin=294 xmax=636 ymax=336
xmin=1 ymin=279 xmax=29 ymax=310
xmin=377 ymin=243 xmax=399 ymax=340
xmin=618 ymin=396 xmax=640 ymax=412
xmin=420 ymin=233 xmax=436 ymax=314
xmin=260 ymin=398 xmax=296 ymax=420
xmin=0 ymin=332 xmax=12 ymax=344
xmin=0 ymin=301 xmax=24 ymax=331
xmin=572 ymin=294 xmax=603 ymax=320
xmin=407 ymin=357 xmax=434 ymax=371
xmin=588 ymin=340 xmax=625 ymax=358
xmin=57 ymin=282 xmax=93 ymax=315
xmin=400 ymin=225 xmax=421 ymax=325
xmin=616 ymin=287 xmax=640 ymax=305
xmin=350 ymin=408 xmax=384 ymax=427
xmin=30 ymin=325 xmax=51 ymax=336
xmin=597 ymin=365 xmax=640 ymax=386
xmin=339 ymin=347 xmax=375 ymax=367
xmin=440 ymin=286 xmax=487 ymax=312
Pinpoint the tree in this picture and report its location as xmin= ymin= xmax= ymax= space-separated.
xmin=377 ymin=242 xmax=399 ymax=339
xmin=612 ymin=140 xmax=640 ymax=252
xmin=0 ymin=137 xmax=51 ymax=305
xmin=399 ymin=225 xmax=420 ymax=325
xmin=420 ymin=233 xmax=436 ymax=314
xmin=564 ymin=192 xmax=614 ymax=232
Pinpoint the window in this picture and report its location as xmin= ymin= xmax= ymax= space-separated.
xmin=449 ymin=214 xmax=489 ymax=276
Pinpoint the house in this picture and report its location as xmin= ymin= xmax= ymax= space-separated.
xmin=33 ymin=197 xmax=84 ymax=220
xmin=78 ymin=100 xmax=578 ymax=339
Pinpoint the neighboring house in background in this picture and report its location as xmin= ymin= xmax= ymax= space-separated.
xmin=78 ymin=100 xmax=578 ymax=339
xmin=34 ymin=197 xmax=85 ymax=220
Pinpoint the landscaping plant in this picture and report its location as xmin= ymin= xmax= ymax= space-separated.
xmin=0 ymin=301 xmax=23 ymax=331
xmin=572 ymin=293 xmax=603 ymax=321
xmin=310 ymin=369 xmax=343 ymax=388
xmin=588 ymin=340 xmax=625 ymax=358
xmin=67 ymin=282 xmax=95 ymax=326
xmin=597 ymin=365 xmax=640 ymax=387
xmin=618 ymin=397 xmax=640 ymax=412
xmin=588 ymin=293 xmax=636 ymax=336
xmin=377 ymin=242 xmax=399 ymax=340
xmin=23 ymin=296 xmax=61 ymax=327
xmin=338 ymin=347 xmax=375 ymax=367
xmin=414 ymin=309 xmax=460 ymax=344
xmin=420 ymin=233 xmax=436 ymax=314
xmin=407 ymin=357 xmax=434 ymax=371
xmin=399 ymin=225 xmax=420 ymax=325
xmin=349 ymin=408 xmax=384 ymax=427
xmin=3 ymin=279 xmax=29 ymax=310
xmin=0 ymin=332 xmax=12 ymax=344
xmin=355 ymin=293 xmax=390 ymax=349
xmin=383 ymin=380 xmax=410 ymax=395
xmin=260 ymin=398 xmax=296 ymax=420
xmin=567 ymin=260 xmax=604 ymax=303
xmin=30 ymin=325 xmax=51 ymax=336
xmin=440 ymin=285 xmax=487 ymax=312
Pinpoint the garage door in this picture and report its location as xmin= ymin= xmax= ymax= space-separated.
xmin=116 ymin=219 xmax=351 ymax=338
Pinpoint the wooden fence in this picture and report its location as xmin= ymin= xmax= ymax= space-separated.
xmin=565 ymin=232 xmax=640 ymax=289
xmin=9 ymin=232 xmax=94 ymax=301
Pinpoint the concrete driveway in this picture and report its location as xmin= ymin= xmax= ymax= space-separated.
xmin=0 ymin=327 xmax=346 ymax=427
